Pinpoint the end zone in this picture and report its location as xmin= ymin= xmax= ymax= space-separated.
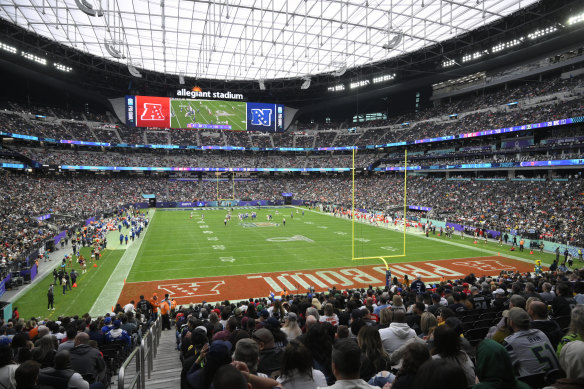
xmin=117 ymin=256 xmax=537 ymax=306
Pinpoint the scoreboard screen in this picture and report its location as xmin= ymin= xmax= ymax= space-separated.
xmin=126 ymin=95 xmax=285 ymax=132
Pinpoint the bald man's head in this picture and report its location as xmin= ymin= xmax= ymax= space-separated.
xmin=74 ymin=332 xmax=90 ymax=346
xmin=306 ymin=315 xmax=318 ymax=330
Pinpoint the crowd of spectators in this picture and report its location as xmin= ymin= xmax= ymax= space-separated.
xmin=0 ymin=307 xmax=151 ymax=389
xmin=1 ymin=172 xmax=583 ymax=266
xmin=165 ymin=266 xmax=584 ymax=389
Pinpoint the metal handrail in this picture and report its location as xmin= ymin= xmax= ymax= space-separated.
xmin=118 ymin=317 xmax=162 ymax=389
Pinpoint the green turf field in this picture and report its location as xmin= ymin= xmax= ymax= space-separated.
xmin=126 ymin=207 xmax=558 ymax=282
xmin=14 ymin=206 xmax=559 ymax=319
xmin=13 ymin=247 xmax=124 ymax=320
xmin=170 ymin=99 xmax=247 ymax=130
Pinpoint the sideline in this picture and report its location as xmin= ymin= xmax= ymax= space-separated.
xmin=294 ymin=206 xmax=536 ymax=266
xmin=89 ymin=209 xmax=155 ymax=316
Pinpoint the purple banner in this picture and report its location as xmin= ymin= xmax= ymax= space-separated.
xmin=30 ymin=263 xmax=38 ymax=281
xmin=500 ymin=139 xmax=534 ymax=149
xmin=36 ymin=214 xmax=51 ymax=221
xmin=409 ymin=205 xmax=432 ymax=211
xmin=542 ymin=136 xmax=584 ymax=145
xmin=459 ymin=146 xmax=494 ymax=152
xmin=54 ymin=231 xmax=67 ymax=246
xmin=446 ymin=222 xmax=501 ymax=238
xmin=0 ymin=274 xmax=11 ymax=297
xmin=186 ymin=123 xmax=231 ymax=130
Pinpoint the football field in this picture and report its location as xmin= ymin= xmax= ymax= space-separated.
xmin=117 ymin=207 xmax=544 ymax=305
xmin=170 ymin=99 xmax=247 ymax=130
xmin=14 ymin=206 xmax=556 ymax=318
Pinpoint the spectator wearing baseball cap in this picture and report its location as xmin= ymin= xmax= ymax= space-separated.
xmin=502 ymin=307 xmax=560 ymax=377
xmin=252 ymin=328 xmax=283 ymax=377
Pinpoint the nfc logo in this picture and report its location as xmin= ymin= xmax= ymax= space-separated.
xmin=250 ymin=108 xmax=272 ymax=126
xmin=141 ymin=103 xmax=165 ymax=121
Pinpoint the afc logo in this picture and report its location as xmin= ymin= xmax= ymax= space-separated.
xmin=141 ymin=103 xmax=165 ymax=121
xmin=250 ymin=108 xmax=273 ymax=126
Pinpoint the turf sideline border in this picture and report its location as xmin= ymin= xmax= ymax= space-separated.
xmin=89 ymin=209 xmax=155 ymax=316
xmin=293 ymin=206 xmax=536 ymax=267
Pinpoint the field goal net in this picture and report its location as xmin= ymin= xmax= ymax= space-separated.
xmin=351 ymin=148 xmax=408 ymax=269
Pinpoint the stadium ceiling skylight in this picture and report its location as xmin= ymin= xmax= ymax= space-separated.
xmin=0 ymin=0 xmax=538 ymax=81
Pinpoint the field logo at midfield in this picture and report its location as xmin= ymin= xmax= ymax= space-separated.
xmin=240 ymin=222 xmax=278 ymax=228
xmin=266 ymin=235 xmax=314 ymax=243
xmin=158 ymin=280 xmax=225 ymax=297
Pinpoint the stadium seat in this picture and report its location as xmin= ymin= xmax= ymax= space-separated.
xmin=472 ymin=319 xmax=494 ymax=329
xmin=464 ymin=327 xmax=489 ymax=346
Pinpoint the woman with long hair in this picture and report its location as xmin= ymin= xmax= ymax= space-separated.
xmin=276 ymin=340 xmax=327 ymax=389
xmin=419 ymin=312 xmax=437 ymax=339
xmin=281 ymin=312 xmax=302 ymax=341
xmin=391 ymin=295 xmax=406 ymax=312
xmin=31 ymin=336 xmax=56 ymax=368
xmin=246 ymin=303 xmax=257 ymax=319
xmin=271 ymin=299 xmax=286 ymax=320
xmin=391 ymin=342 xmax=431 ymax=389
xmin=378 ymin=308 xmax=393 ymax=329
xmin=357 ymin=325 xmax=391 ymax=381
xmin=431 ymin=325 xmax=476 ymax=387
xmin=303 ymin=323 xmax=334 ymax=385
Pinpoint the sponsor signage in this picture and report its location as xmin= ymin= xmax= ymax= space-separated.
xmin=176 ymin=88 xmax=244 ymax=100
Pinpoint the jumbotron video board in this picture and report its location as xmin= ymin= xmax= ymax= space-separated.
xmin=126 ymin=95 xmax=285 ymax=132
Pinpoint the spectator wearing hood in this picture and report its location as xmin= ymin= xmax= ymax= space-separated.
xmin=379 ymin=310 xmax=416 ymax=354
xmin=473 ymin=339 xmax=530 ymax=389
xmin=105 ymin=320 xmax=131 ymax=348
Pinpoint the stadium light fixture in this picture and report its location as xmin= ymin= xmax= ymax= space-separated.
xmin=527 ymin=25 xmax=558 ymax=40
xmin=54 ymin=63 xmax=72 ymax=72
xmin=0 ymin=41 xmax=17 ymax=54
xmin=350 ymin=80 xmax=370 ymax=89
xmin=22 ymin=51 xmax=46 ymax=65
xmin=373 ymin=74 xmax=395 ymax=84
xmin=258 ymin=79 xmax=266 ymax=90
xmin=567 ymin=12 xmax=584 ymax=25
xmin=300 ymin=76 xmax=311 ymax=90
xmin=492 ymin=37 xmax=524 ymax=53
xmin=327 ymin=84 xmax=345 ymax=92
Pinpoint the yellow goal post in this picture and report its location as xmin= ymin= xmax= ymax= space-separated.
xmin=351 ymin=148 xmax=407 ymax=270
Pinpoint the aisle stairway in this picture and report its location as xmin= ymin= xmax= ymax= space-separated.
xmin=144 ymin=329 xmax=181 ymax=389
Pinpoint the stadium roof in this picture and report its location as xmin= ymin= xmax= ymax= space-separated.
xmin=0 ymin=0 xmax=539 ymax=81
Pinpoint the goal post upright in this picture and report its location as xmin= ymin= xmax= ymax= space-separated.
xmin=216 ymin=171 xmax=236 ymax=202
xmin=351 ymin=148 xmax=408 ymax=266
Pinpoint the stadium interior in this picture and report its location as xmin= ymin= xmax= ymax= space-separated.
xmin=0 ymin=1 xmax=584 ymax=389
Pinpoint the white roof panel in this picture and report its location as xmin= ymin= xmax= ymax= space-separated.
xmin=0 ymin=0 xmax=539 ymax=80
